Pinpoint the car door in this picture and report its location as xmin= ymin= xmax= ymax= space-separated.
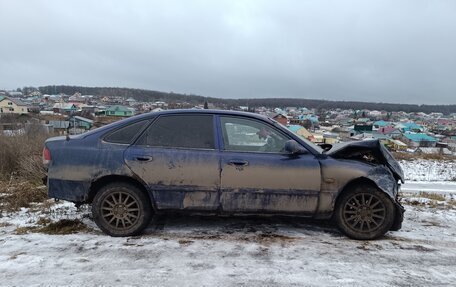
xmin=124 ymin=114 xmax=220 ymax=211
xmin=218 ymin=116 xmax=321 ymax=214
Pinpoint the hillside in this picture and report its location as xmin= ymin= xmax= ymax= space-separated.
xmin=34 ymin=85 xmax=456 ymax=114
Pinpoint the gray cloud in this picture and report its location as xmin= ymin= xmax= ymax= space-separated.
xmin=1 ymin=0 xmax=455 ymax=104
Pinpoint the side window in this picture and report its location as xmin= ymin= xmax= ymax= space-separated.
xmin=136 ymin=115 xmax=215 ymax=149
xmin=220 ymin=117 xmax=290 ymax=153
xmin=104 ymin=120 xmax=150 ymax=144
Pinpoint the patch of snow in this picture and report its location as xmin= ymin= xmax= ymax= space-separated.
xmin=1 ymin=199 xmax=456 ymax=286
xmin=0 ymin=201 xmax=84 ymax=227
xmin=400 ymin=159 xmax=456 ymax=182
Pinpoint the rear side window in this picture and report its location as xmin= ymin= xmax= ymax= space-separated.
xmin=104 ymin=120 xmax=150 ymax=144
xmin=136 ymin=115 xmax=215 ymax=149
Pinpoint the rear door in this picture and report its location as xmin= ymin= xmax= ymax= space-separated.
xmin=124 ymin=114 xmax=220 ymax=211
xmin=218 ymin=116 xmax=321 ymax=214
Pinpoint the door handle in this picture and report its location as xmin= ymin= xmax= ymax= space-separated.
xmin=228 ymin=160 xmax=249 ymax=166
xmin=135 ymin=156 xmax=153 ymax=162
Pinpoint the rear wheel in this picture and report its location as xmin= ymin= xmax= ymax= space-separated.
xmin=335 ymin=185 xmax=395 ymax=240
xmin=92 ymin=182 xmax=152 ymax=237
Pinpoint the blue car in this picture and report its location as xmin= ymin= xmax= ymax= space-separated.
xmin=43 ymin=109 xmax=404 ymax=239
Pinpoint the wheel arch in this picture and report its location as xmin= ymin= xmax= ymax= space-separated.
xmin=334 ymin=176 xmax=403 ymax=232
xmin=335 ymin=177 xmax=380 ymax=208
xmin=336 ymin=167 xmax=398 ymax=204
xmin=88 ymin=175 xmax=156 ymax=210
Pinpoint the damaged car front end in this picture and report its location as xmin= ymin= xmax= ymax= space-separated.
xmin=320 ymin=139 xmax=405 ymax=238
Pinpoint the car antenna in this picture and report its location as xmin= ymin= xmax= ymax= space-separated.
xmin=66 ymin=124 xmax=70 ymax=141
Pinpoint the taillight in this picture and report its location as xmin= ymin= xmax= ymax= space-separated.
xmin=43 ymin=147 xmax=51 ymax=165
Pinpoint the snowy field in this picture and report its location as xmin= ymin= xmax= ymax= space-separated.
xmin=399 ymin=159 xmax=456 ymax=182
xmin=1 ymin=197 xmax=456 ymax=287
xmin=400 ymin=158 xmax=456 ymax=195
xmin=1 ymin=158 xmax=456 ymax=286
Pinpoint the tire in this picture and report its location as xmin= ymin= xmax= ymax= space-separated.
xmin=92 ymin=182 xmax=153 ymax=237
xmin=335 ymin=185 xmax=395 ymax=240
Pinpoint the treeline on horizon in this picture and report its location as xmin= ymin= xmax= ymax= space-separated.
xmin=33 ymin=85 xmax=456 ymax=115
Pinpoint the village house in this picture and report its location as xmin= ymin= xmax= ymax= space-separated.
xmin=79 ymin=104 xmax=98 ymax=115
xmin=396 ymin=122 xmax=424 ymax=133
xmin=68 ymin=93 xmax=91 ymax=104
xmin=101 ymin=96 xmax=111 ymax=103
xmin=103 ymin=105 xmax=135 ymax=117
xmin=52 ymin=102 xmax=78 ymax=114
xmin=125 ymin=97 xmax=137 ymax=106
xmin=0 ymin=96 xmax=29 ymax=114
xmin=402 ymin=132 xmax=437 ymax=147
xmin=287 ymin=125 xmax=314 ymax=141
xmin=322 ymin=132 xmax=339 ymax=144
xmin=387 ymin=139 xmax=408 ymax=151
xmin=378 ymin=126 xmax=402 ymax=139
xmin=48 ymin=120 xmax=70 ymax=134
xmin=414 ymin=147 xmax=453 ymax=156
xmin=330 ymin=126 xmax=355 ymax=140
xmin=153 ymin=101 xmax=168 ymax=108
xmin=368 ymin=110 xmax=384 ymax=119
xmin=69 ymin=116 xmax=94 ymax=130
xmin=354 ymin=124 xmax=373 ymax=133
xmin=272 ymin=113 xmax=288 ymax=126
xmin=372 ymin=120 xmax=390 ymax=130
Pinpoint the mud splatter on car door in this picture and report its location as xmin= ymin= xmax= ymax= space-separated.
xmin=125 ymin=115 xmax=220 ymax=210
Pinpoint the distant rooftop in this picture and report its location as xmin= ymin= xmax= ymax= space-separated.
xmin=404 ymin=132 xmax=436 ymax=142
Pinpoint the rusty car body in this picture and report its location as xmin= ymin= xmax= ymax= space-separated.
xmin=43 ymin=109 xmax=404 ymax=239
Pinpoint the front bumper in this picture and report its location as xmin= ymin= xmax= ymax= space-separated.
xmin=390 ymin=201 xmax=405 ymax=231
xmin=390 ymin=183 xmax=405 ymax=231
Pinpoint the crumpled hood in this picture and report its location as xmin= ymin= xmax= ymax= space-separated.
xmin=326 ymin=139 xmax=404 ymax=183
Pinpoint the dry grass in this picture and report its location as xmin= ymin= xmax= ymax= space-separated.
xmin=37 ymin=219 xmax=90 ymax=235
xmin=0 ymin=131 xmax=50 ymax=212
xmin=401 ymin=192 xmax=456 ymax=209
xmin=418 ymin=192 xmax=446 ymax=202
xmin=14 ymin=226 xmax=38 ymax=235
xmin=36 ymin=216 xmax=52 ymax=226
xmin=392 ymin=152 xmax=453 ymax=161
xmin=0 ymin=133 xmax=48 ymax=183
xmin=14 ymin=219 xmax=90 ymax=235
xmin=0 ymin=181 xmax=48 ymax=212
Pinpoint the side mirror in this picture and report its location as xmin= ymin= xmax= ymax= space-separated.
xmin=319 ymin=143 xmax=332 ymax=152
xmin=284 ymin=140 xmax=308 ymax=155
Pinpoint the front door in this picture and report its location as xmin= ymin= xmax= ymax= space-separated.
xmin=125 ymin=114 xmax=220 ymax=211
xmin=218 ymin=116 xmax=321 ymax=215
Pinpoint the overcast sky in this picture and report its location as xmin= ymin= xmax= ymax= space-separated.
xmin=1 ymin=0 xmax=455 ymax=104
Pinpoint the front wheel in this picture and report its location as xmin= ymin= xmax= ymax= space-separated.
xmin=335 ymin=185 xmax=395 ymax=240
xmin=92 ymin=182 xmax=152 ymax=237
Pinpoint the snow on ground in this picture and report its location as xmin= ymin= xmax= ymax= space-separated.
xmin=399 ymin=159 xmax=456 ymax=182
xmin=1 ymin=159 xmax=455 ymax=286
xmin=1 ymin=197 xmax=456 ymax=287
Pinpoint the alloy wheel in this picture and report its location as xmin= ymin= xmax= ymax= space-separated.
xmin=100 ymin=191 xmax=141 ymax=230
xmin=342 ymin=192 xmax=386 ymax=233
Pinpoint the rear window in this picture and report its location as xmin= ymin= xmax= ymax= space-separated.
xmin=136 ymin=115 xmax=215 ymax=149
xmin=104 ymin=120 xmax=150 ymax=144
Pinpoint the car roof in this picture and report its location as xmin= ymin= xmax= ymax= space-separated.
xmin=149 ymin=109 xmax=271 ymax=121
